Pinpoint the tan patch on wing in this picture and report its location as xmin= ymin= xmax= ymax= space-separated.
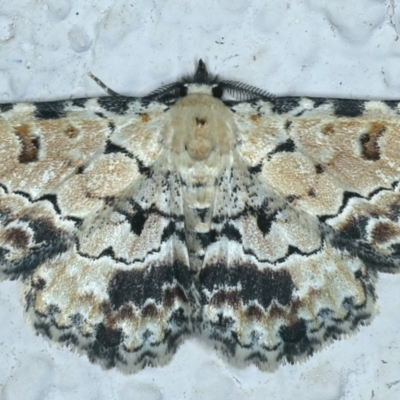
xmin=237 ymin=108 xmax=400 ymax=215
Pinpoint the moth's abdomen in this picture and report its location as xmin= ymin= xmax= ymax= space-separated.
xmin=182 ymin=183 xmax=216 ymax=270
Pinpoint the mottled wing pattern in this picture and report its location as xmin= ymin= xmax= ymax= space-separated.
xmin=198 ymin=97 xmax=400 ymax=369
xmin=0 ymin=98 xmax=194 ymax=372
xmin=1 ymin=60 xmax=400 ymax=373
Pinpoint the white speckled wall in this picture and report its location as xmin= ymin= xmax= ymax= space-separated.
xmin=1 ymin=1 xmax=400 ymax=399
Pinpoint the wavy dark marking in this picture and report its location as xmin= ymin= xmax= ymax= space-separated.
xmin=126 ymin=201 xmax=184 ymax=223
xmin=320 ymin=185 xmax=397 ymax=224
xmin=242 ymin=241 xmax=324 ymax=265
xmin=368 ymin=185 xmax=395 ymax=199
xmin=319 ymin=191 xmax=364 ymax=223
xmin=107 ymin=260 xmax=193 ymax=310
xmin=8 ymin=190 xmax=63 ymax=216
xmin=76 ymin=242 xmax=164 ymax=267
xmin=96 ymin=247 xmax=130 ymax=264
xmin=199 ymin=262 xmax=295 ymax=309
xmin=37 ymin=194 xmax=62 ymax=214
xmin=104 ymin=140 xmax=134 ymax=158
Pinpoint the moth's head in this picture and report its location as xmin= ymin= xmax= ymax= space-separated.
xmin=144 ymin=59 xmax=273 ymax=105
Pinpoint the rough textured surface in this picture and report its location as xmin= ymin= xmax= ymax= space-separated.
xmin=1 ymin=1 xmax=400 ymax=399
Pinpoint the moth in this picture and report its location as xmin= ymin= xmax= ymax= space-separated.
xmin=0 ymin=60 xmax=399 ymax=372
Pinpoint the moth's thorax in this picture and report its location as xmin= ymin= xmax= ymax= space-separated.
xmin=163 ymin=92 xmax=236 ymax=203
xmin=163 ymin=93 xmax=236 ymax=163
